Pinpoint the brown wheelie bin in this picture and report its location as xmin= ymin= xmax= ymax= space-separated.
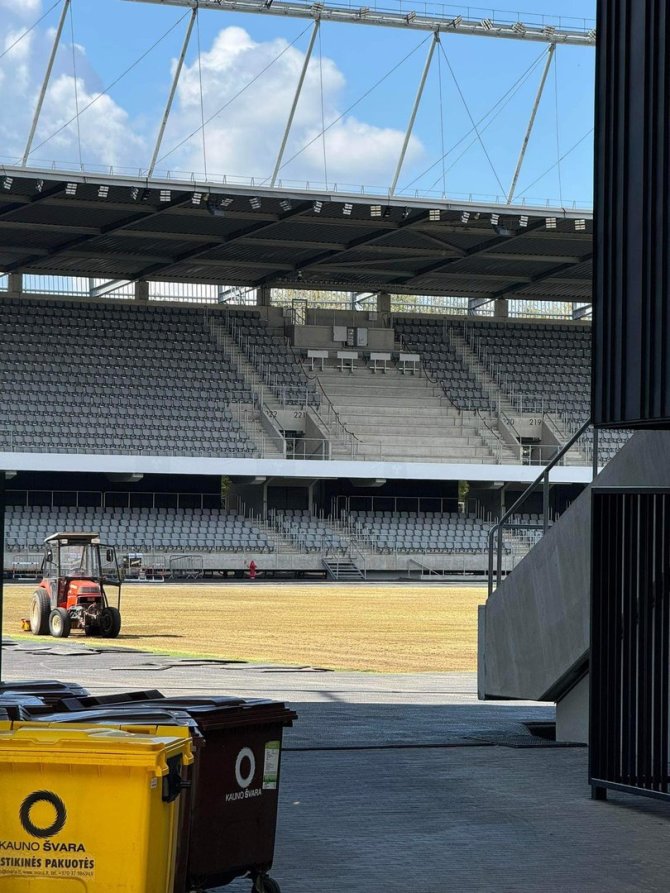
xmin=45 ymin=694 xmax=297 ymax=893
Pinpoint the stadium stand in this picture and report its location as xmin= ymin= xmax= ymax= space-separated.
xmin=348 ymin=510 xmax=498 ymax=554
xmin=5 ymin=505 xmax=274 ymax=553
xmin=270 ymin=509 xmax=347 ymax=553
xmin=395 ymin=316 xmax=631 ymax=463
xmin=224 ymin=308 xmax=320 ymax=406
xmin=0 ymin=298 xmax=258 ymax=456
xmin=394 ymin=317 xmax=492 ymax=411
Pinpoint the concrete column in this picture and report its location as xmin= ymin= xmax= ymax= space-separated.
xmin=377 ymin=291 xmax=391 ymax=314
xmin=7 ymin=273 xmax=22 ymax=295
xmin=495 ymin=299 xmax=509 ymax=319
xmin=257 ymin=286 xmax=272 ymax=307
xmin=135 ymin=280 xmax=149 ymax=303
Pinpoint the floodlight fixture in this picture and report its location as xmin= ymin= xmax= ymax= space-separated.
xmin=313 ymin=200 xmax=323 ymax=213
xmin=249 ymin=197 xmax=262 ymax=209
xmin=191 ymin=192 xmax=203 ymax=205
xmin=97 ymin=185 xmax=109 ymax=198
xmin=370 ymin=205 xmax=382 ymax=218
xmin=543 ymin=25 xmax=556 ymax=38
xmin=402 ymin=207 xmax=410 ymax=219
xmin=130 ymin=187 xmax=140 ymax=201
xmin=429 ymin=208 xmax=441 ymax=222
xmin=575 ymin=219 xmax=587 ymax=231
xmin=519 ymin=215 xmax=529 ymax=227
xmin=545 ymin=216 xmax=557 ymax=229
xmin=460 ymin=211 xmax=470 ymax=224
xmin=513 ymin=21 xmax=526 ymax=35
xmin=159 ymin=189 xmax=171 ymax=202
xmin=264 ymin=0 xmax=273 ymax=6
xmin=2 ymin=177 xmax=13 ymax=191
xmin=207 ymin=196 xmax=233 ymax=217
xmin=490 ymin=213 xmax=500 ymax=226
xmin=279 ymin=199 xmax=292 ymax=212
xmin=343 ymin=203 xmax=353 ymax=216
xmin=449 ymin=15 xmax=462 ymax=27
xmin=35 ymin=179 xmax=44 ymax=193
xmin=481 ymin=18 xmax=494 ymax=30
xmin=587 ymin=28 xmax=597 ymax=40
xmin=406 ymin=11 xmax=416 ymax=22
xmin=65 ymin=182 xmax=77 ymax=196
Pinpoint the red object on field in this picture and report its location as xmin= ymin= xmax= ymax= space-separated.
xmin=248 ymin=560 xmax=257 ymax=581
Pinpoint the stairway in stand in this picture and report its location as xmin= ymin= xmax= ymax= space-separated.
xmin=315 ymin=366 xmax=507 ymax=464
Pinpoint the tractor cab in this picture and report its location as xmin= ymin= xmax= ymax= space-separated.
xmin=30 ymin=533 xmax=122 ymax=639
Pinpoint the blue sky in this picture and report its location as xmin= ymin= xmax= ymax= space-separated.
xmin=0 ymin=0 xmax=596 ymax=206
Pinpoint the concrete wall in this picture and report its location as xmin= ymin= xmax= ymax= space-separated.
xmin=290 ymin=325 xmax=394 ymax=351
xmin=479 ymin=430 xmax=670 ymax=705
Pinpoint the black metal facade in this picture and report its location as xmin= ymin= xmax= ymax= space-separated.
xmin=593 ymin=1 xmax=670 ymax=428
xmin=590 ymin=488 xmax=670 ymax=801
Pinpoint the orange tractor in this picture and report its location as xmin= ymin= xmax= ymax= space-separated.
xmin=29 ymin=533 xmax=122 ymax=639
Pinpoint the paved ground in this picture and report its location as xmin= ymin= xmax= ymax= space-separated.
xmin=3 ymin=638 xmax=670 ymax=892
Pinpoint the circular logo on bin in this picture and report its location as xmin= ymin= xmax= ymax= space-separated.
xmin=235 ymin=747 xmax=256 ymax=789
xmin=20 ymin=791 xmax=67 ymax=838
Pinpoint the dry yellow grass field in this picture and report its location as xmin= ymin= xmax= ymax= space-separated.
xmin=3 ymin=582 xmax=486 ymax=673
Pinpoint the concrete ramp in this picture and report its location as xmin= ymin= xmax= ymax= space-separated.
xmin=478 ymin=431 xmax=670 ymax=732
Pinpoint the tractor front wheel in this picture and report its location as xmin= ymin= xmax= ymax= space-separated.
xmin=30 ymin=590 xmax=50 ymax=636
xmin=99 ymin=607 xmax=121 ymax=639
xmin=49 ymin=608 xmax=71 ymax=639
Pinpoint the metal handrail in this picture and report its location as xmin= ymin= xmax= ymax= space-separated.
xmin=487 ymin=417 xmax=593 ymax=597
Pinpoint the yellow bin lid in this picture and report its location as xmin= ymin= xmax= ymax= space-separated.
xmin=0 ymin=723 xmax=193 ymax=774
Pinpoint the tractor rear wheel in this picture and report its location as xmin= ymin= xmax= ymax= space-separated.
xmin=49 ymin=608 xmax=71 ymax=639
xmin=100 ymin=607 xmax=121 ymax=639
xmin=30 ymin=590 xmax=51 ymax=636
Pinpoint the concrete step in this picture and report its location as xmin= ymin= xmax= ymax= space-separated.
xmin=343 ymin=420 xmax=481 ymax=436
xmin=353 ymin=434 xmax=485 ymax=448
xmin=356 ymin=444 xmax=493 ymax=459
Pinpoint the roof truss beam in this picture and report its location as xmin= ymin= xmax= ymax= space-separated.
xmin=124 ymin=0 xmax=596 ymax=47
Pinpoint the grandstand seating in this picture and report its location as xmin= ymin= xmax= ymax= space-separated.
xmin=0 ymin=298 xmax=257 ymax=456
xmin=394 ymin=318 xmax=491 ymax=411
xmin=348 ymin=510 xmax=498 ymax=554
xmin=394 ymin=316 xmax=631 ymax=463
xmin=225 ymin=309 xmax=319 ymax=406
xmin=5 ymin=505 xmax=274 ymax=553
xmin=270 ymin=509 xmax=347 ymax=553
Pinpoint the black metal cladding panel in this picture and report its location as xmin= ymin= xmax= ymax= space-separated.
xmin=590 ymin=489 xmax=670 ymax=799
xmin=594 ymin=0 xmax=670 ymax=428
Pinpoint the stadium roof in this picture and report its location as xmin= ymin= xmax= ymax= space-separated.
xmin=0 ymin=168 xmax=593 ymax=303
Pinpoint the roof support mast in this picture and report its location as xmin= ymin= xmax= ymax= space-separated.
xmin=22 ymin=0 xmax=71 ymax=167
xmin=148 ymin=7 xmax=197 ymax=176
xmin=506 ymin=43 xmax=555 ymax=204
xmin=389 ymin=31 xmax=438 ymax=197
xmin=271 ymin=19 xmax=320 ymax=187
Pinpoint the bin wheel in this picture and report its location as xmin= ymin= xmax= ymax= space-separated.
xmin=99 ymin=607 xmax=121 ymax=639
xmin=49 ymin=608 xmax=71 ymax=639
xmin=30 ymin=590 xmax=50 ymax=635
xmin=253 ymin=875 xmax=281 ymax=893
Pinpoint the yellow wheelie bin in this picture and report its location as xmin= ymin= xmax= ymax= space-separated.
xmin=0 ymin=723 xmax=193 ymax=892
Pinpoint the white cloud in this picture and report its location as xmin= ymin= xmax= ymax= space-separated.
xmin=0 ymin=6 xmax=147 ymax=168
xmin=33 ymin=74 xmax=146 ymax=167
xmin=159 ymin=26 xmax=423 ymax=187
xmin=0 ymin=12 xmax=421 ymax=188
xmin=0 ymin=0 xmax=42 ymax=16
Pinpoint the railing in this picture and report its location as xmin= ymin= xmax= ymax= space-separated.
xmin=487 ymin=418 xmax=595 ymax=597
xmin=406 ymin=557 xmax=448 ymax=580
